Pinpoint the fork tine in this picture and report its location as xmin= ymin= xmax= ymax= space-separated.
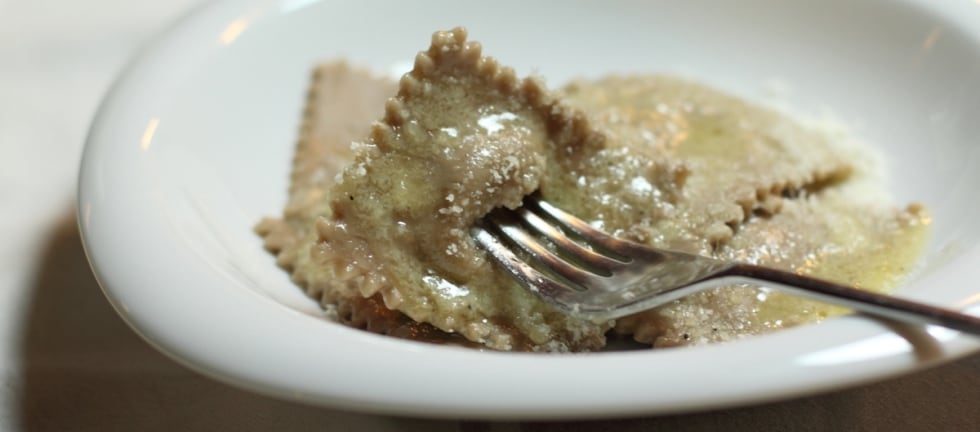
xmin=470 ymin=225 xmax=579 ymax=302
xmin=530 ymin=198 xmax=641 ymax=256
xmin=485 ymin=213 xmax=609 ymax=290
xmin=516 ymin=206 xmax=628 ymax=275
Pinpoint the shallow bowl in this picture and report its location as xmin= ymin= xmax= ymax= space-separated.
xmin=78 ymin=0 xmax=980 ymax=419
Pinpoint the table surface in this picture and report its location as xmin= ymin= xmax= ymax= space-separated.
xmin=1 ymin=1 xmax=978 ymax=430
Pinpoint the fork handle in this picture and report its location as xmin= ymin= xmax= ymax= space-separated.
xmin=728 ymin=264 xmax=980 ymax=335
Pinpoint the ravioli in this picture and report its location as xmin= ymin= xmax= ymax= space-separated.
xmin=258 ymin=28 xmax=928 ymax=351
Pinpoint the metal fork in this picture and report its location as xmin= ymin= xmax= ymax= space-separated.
xmin=471 ymin=196 xmax=980 ymax=335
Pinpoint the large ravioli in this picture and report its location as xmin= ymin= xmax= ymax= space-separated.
xmin=311 ymin=28 xmax=611 ymax=351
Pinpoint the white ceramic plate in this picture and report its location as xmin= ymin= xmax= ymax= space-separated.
xmin=78 ymin=0 xmax=980 ymax=419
